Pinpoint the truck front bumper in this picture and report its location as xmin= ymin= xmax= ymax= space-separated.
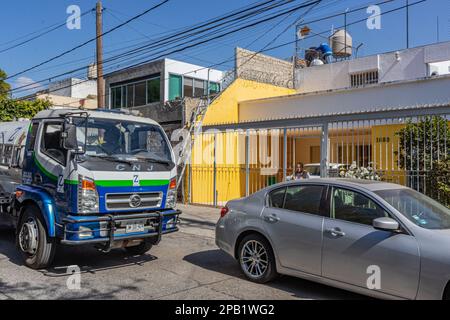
xmin=60 ymin=209 xmax=181 ymax=248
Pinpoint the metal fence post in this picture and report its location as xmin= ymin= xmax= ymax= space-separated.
xmin=213 ymin=132 xmax=217 ymax=207
xmin=246 ymin=129 xmax=250 ymax=197
xmin=283 ymin=128 xmax=287 ymax=181
xmin=320 ymin=122 xmax=329 ymax=178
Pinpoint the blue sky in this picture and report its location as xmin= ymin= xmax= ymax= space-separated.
xmin=0 ymin=0 xmax=448 ymax=96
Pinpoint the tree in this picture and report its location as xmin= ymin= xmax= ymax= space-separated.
xmin=396 ymin=116 xmax=450 ymax=207
xmin=0 ymin=69 xmax=11 ymax=98
xmin=0 ymin=68 xmax=52 ymax=120
xmin=0 ymin=97 xmax=52 ymax=121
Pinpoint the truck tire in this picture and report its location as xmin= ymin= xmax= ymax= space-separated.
xmin=125 ymin=239 xmax=153 ymax=255
xmin=16 ymin=205 xmax=56 ymax=269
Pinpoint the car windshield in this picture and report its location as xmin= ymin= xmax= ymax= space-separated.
xmin=375 ymin=189 xmax=450 ymax=229
xmin=74 ymin=117 xmax=172 ymax=162
xmin=304 ymin=165 xmax=320 ymax=176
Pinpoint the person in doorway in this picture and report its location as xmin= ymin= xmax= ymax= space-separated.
xmin=292 ymin=162 xmax=310 ymax=180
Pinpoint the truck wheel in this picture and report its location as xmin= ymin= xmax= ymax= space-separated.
xmin=125 ymin=239 xmax=153 ymax=255
xmin=16 ymin=206 xmax=56 ymax=269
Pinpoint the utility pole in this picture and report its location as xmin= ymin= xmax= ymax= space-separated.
xmin=406 ymin=0 xmax=409 ymax=48
xmin=96 ymin=1 xmax=105 ymax=108
xmin=436 ymin=16 xmax=440 ymax=43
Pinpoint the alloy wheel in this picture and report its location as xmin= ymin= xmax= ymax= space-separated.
xmin=240 ymin=240 xmax=268 ymax=279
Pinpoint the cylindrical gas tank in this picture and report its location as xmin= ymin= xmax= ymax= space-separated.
xmin=0 ymin=120 xmax=30 ymax=195
xmin=330 ymin=29 xmax=352 ymax=58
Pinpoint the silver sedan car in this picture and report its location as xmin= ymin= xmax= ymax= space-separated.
xmin=215 ymin=178 xmax=450 ymax=300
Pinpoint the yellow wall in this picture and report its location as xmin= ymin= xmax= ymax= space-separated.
xmin=189 ymin=131 xmax=246 ymax=205
xmin=202 ymin=78 xmax=296 ymax=125
xmin=187 ymin=79 xmax=295 ymax=204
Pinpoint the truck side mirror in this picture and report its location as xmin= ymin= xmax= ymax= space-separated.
xmin=63 ymin=124 xmax=80 ymax=152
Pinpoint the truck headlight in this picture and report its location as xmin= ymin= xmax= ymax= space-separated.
xmin=165 ymin=178 xmax=177 ymax=209
xmin=78 ymin=176 xmax=99 ymax=214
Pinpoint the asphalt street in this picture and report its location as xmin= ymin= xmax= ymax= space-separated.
xmin=0 ymin=204 xmax=366 ymax=300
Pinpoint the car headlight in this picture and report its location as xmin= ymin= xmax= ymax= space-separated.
xmin=78 ymin=176 xmax=99 ymax=214
xmin=165 ymin=177 xmax=177 ymax=209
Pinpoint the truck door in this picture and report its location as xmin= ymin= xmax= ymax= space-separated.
xmin=34 ymin=121 xmax=69 ymax=211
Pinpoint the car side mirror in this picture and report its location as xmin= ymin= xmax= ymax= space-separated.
xmin=62 ymin=124 xmax=82 ymax=153
xmin=373 ymin=217 xmax=399 ymax=232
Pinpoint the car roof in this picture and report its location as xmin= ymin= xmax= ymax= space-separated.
xmin=274 ymin=178 xmax=409 ymax=192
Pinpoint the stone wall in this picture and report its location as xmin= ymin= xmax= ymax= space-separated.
xmin=235 ymin=47 xmax=294 ymax=88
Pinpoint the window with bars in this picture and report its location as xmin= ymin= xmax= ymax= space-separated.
xmin=350 ymin=70 xmax=379 ymax=87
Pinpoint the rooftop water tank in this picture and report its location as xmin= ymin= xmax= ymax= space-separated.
xmin=330 ymin=29 xmax=352 ymax=58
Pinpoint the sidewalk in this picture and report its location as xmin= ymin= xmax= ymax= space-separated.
xmin=177 ymin=203 xmax=219 ymax=225
xmin=176 ymin=203 xmax=219 ymax=238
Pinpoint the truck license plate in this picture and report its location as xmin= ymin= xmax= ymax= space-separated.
xmin=125 ymin=224 xmax=145 ymax=233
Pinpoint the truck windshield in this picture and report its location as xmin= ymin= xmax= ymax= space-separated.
xmin=74 ymin=117 xmax=172 ymax=162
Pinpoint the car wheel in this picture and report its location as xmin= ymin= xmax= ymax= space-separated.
xmin=238 ymin=234 xmax=277 ymax=283
xmin=125 ymin=239 xmax=153 ymax=255
xmin=16 ymin=205 xmax=56 ymax=269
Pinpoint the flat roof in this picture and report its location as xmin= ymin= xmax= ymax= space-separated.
xmin=241 ymin=73 xmax=450 ymax=105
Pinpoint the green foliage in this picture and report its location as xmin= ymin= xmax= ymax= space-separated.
xmin=427 ymin=159 xmax=450 ymax=207
xmin=396 ymin=116 xmax=450 ymax=207
xmin=396 ymin=116 xmax=450 ymax=171
xmin=0 ymin=97 xmax=52 ymax=121
xmin=0 ymin=69 xmax=11 ymax=98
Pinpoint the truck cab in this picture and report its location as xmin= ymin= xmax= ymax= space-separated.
xmin=0 ymin=108 xmax=181 ymax=269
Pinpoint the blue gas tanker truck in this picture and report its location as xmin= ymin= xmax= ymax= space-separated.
xmin=0 ymin=108 xmax=181 ymax=269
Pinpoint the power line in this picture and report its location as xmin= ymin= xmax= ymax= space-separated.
xmin=14 ymin=0 xmax=319 ymax=99
xmin=5 ymin=0 xmax=170 ymax=80
xmin=22 ymin=0 xmax=426 ymax=103
xmin=0 ymin=9 xmax=95 ymax=55
xmin=99 ymin=0 xmax=322 ymax=76
xmin=9 ymin=0 xmax=300 ymax=93
xmin=13 ymin=0 xmax=424 ymax=98
xmin=48 ymin=0 xmax=323 ymax=108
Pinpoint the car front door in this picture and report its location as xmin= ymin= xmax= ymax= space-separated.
xmin=321 ymin=186 xmax=420 ymax=299
xmin=261 ymin=184 xmax=327 ymax=275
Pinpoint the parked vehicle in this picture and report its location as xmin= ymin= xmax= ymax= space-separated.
xmin=0 ymin=108 xmax=181 ymax=269
xmin=303 ymin=163 xmax=348 ymax=178
xmin=216 ymin=178 xmax=450 ymax=300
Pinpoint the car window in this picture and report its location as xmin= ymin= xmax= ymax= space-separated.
xmin=304 ymin=165 xmax=320 ymax=176
xmin=375 ymin=188 xmax=450 ymax=230
xmin=332 ymin=187 xmax=387 ymax=225
xmin=284 ymin=185 xmax=324 ymax=215
xmin=267 ymin=187 xmax=286 ymax=208
xmin=41 ymin=122 xmax=67 ymax=165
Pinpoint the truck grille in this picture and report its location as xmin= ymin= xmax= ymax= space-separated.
xmin=105 ymin=192 xmax=163 ymax=211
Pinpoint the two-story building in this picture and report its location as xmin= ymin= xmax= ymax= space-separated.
xmin=103 ymin=58 xmax=223 ymax=133
xmin=186 ymin=41 xmax=450 ymax=206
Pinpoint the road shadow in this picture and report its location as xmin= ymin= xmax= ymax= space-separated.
xmin=0 ymin=277 xmax=141 ymax=300
xmin=0 ymin=228 xmax=158 ymax=278
xmin=183 ymin=249 xmax=369 ymax=300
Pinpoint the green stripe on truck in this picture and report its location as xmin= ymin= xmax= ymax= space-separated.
xmin=32 ymin=152 xmax=78 ymax=184
xmin=95 ymin=180 xmax=169 ymax=187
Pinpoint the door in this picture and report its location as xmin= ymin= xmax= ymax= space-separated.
xmin=261 ymin=184 xmax=326 ymax=275
xmin=322 ymin=186 xmax=420 ymax=299
xmin=36 ymin=121 xmax=69 ymax=212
